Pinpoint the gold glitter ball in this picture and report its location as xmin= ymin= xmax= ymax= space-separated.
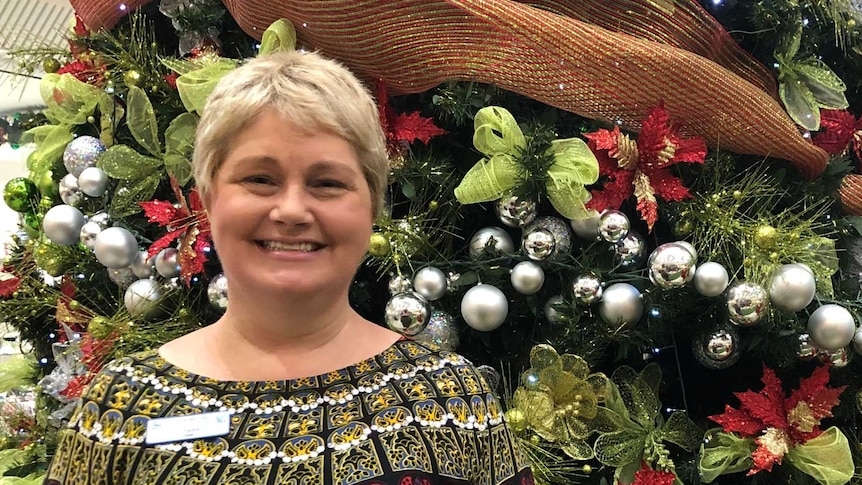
xmin=504 ymin=408 xmax=527 ymax=433
xmin=754 ymin=225 xmax=779 ymax=249
xmin=367 ymin=233 xmax=391 ymax=257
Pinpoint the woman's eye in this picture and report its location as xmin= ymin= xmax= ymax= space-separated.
xmin=245 ymin=175 xmax=274 ymax=185
xmin=316 ymin=179 xmax=347 ymax=189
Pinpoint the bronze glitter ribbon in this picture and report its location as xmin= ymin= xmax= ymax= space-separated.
xmin=72 ymin=0 xmax=841 ymax=192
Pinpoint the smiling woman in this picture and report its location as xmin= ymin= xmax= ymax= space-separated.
xmin=43 ymin=51 xmax=534 ymax=485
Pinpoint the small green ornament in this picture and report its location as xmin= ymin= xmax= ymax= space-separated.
xmin=87 ymin=316 xmax=113 ymax=339
xmin=22 ymin=213 xmax=41 ymax=238
xmin=42 ymin=58 xmax=61 ymax=73
xmin=754 ymin=225 xmax=779 ymax=249
xmin=36 ymin=170 xmax=58 ymax=200
xmin=123 ymin=69 xmax=143 ymax=87
xmin=368 ymin=233 xmax=391 ymax=257
xmin=504 ymin=408 xmax=527 ymax=433
xmin=33 ymin=242 xmax=69 ymax=276
xmin=3 ymin=177 xmax=40 ymax=213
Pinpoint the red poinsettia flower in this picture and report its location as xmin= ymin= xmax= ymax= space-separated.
xmin=163 ymin=72 xmax=179 ymax=90
xmin=709 ymin=365 xmax=845 ymax=475
xmin=630 ymin=462 xmax=676 ymax=485
xmin=812 ymin=109 xmax=862 ymax=163
xmin=57 ymin=52 xmax=106 ymax=86
xmin=0 ymin=267 xmax=21 ymax=298
xmin=376 ymin=80 xmax=447 ymax=157
xmin=584 ymin=104 xmax=706 ymax=231
xmin=139 ymin=177 xmax=211 ymax=285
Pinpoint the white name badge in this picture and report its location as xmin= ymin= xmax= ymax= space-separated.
xmin=145 ymin=411 xmax=231 ymax=445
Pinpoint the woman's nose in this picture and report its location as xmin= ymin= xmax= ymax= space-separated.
xmin=269 ymin=186 xmax=313 ymax=225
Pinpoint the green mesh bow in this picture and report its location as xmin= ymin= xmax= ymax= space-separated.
xmin=453 ymin=106 xmax=599 ymax=220
xmin=699 ymin=427 xmax=853 ymax=485
xmin=593 ymin=364 xmax=701 ymax=484
xmin=510 ymin=345 xmax=613 ymax=460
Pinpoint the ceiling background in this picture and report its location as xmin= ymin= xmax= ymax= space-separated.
xmin=0 ymin=0 xmax=74 ymax=115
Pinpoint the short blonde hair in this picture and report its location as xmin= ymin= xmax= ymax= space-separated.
xmin=193 ymin=50 xmax=389 ymax=217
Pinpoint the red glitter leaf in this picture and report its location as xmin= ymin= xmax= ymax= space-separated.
xmin=584 ymin=127 xmax=621 ymax=152
xmin=749 ymin=440 xmax=783 ymax=475
xmin=586 ymin=167 xmax=635 ymax=212
xmin=635 ymin=193 xmax=658 ymax=231
xmin=390 ymin=111 xmax=447 ymax=145
xmin=146 ymin=228 xmax=184 ymax=260
xmin=786 ymin=365 xmax=846 ymax=430
xmin=140 ymin=199 xmax=183 ymax=227
xmin=631 ymin=462 xmax=676 ymax=485
xmin=813 ymin=109 xmax=857 ymax=156
xmin=647 ymin=169 xmax=692 ymax=202
xmin=709 ymin=404 xmax=765 ymax=437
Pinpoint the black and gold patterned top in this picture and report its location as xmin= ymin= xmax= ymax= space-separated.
xmin=45 ymin=339 xmax=534 ymax=485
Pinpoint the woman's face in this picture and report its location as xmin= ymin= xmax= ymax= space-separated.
xmin=205 ymin=110 xmax=373 ymax=299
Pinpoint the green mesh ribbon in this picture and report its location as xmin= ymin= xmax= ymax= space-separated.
xmin=776 ymin=25 xmax=848 ymax=131
xmin=454 ymin=106 xmax=598 ymax=220
xmin=593 ymin=364 xmax=701 ymax=483
xmin=259 ymin=18 xmax=297 ymax=54
xmin=699 ymin=427 xmax=852 ymax=485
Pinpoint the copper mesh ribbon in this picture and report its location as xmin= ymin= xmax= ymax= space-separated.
xmin=71 ymin=0 xmax=828 ymax=180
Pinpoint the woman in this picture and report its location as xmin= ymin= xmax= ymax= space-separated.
xmin=45 ymin=51 xmax=533 ymax=485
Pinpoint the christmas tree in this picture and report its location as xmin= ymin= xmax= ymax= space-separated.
xmin=2 ymin=0 xmax=862 ymax=483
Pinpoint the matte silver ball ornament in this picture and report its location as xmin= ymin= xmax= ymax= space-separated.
xmin=385 ymin=292 xmax=431 ymax=336
xmin=207 ymin=273 xmax=229 ymax=311
xmin=570 ymin=212 xmax=601 ymax=241
xmin=414 ymin=311 xmax=459 ymax=351
xmin=693 ymin=326 xmax=740 ymax=369
xmin=522 ymin=228 xmax=555 ymax=261
xmin=496 ymin=194 xmax=538 ymax=227
xmin=77 ymin=167 xmax=109 ymax=197
xmin=461 ymin=284 xmax=508 ymax=331
xmin=154 ymin=248 xmax=181 ymax=278
xmin=413 ymin=266 xmax=448 ymax=301
xmin=63 ymin=135 xmax=105 ymax=177
xmin=797 ymin=333 xmax=820 ymax=360
xmin=615 ymin=231 xmax=647 ymax=269
xmin=768 ymin=263 xmax=816 ymax=312
xmin=42 ymin=204 xmax=86 ymax=246
xmin=469 ymin=227 xmax=515 ymax=257
xmin=694 ymin=262 xmax=730 ymax=297
xmin=94 ymin=227 xmax=139 ymax=269
xmin=807 ymin=304 xmax=856 ymax=350
xmin=543 ymin=295 xmax=565 ymax=324
xmin=510 ymin=261 xmax=544 ymax=295
xmin=88 ymin=211 xmax=111 ymax=229
xmin=726 ymin=281 xmax=769 ymax=326
xmin=123 ymin=278 xmax=163 ymax=320
xmin=572 ymin=274 xmax=603 ymax=305
xmin=59 ymin=174 xmax=82 ymax=206
xmin=598 ymin=210 xmax=630 ymax=243
xmin=130 ymin=251 xmax=155 ymax=279
xmin=598 ymin=283 xmax=643 ymax=326
xmin=79 ymin=221 xmax=103 ymax=250
xmin=648 ymin=242 xmax=696 ymax=289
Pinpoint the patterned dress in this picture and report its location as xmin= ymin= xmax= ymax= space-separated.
xmin=45 ymin=340 xmax=534 ymax=485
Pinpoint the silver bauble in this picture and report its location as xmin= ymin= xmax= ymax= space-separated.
xmin=768 ymin=264 xmax=816 ymax=312
xmin=77 ymin=167 xmax=109 ymax=197
xmin=469 ymin=227 xmax=515 ymax=257
xmin=461 ymin=284 xmax=508 ymax=331
xmin=807 ymin=304 xmax=856 ymax=350
xmin=63 ymin=136 xmax=105 ymax=177
xmin=570 ymin=212 xmax=601 ymax=241
xmin=154 ymin=248 xmax=181 ymax=278
xmin=88 ymin=211 xmax=111 ymax=229
xmin=385 ymin=292 xmax=431 ymax=336
xmin=694 ymin=262 xmax=730 ymax=297
xmin=496 ymin=194 xmax=538 ymax=227
xmin=522 ymin=228 xmax=556 ymax=261
xmin=123 ymin=278 xmax=163 ymax=319
xmin=388 ymin=275 xmax=413 ymax=295
xmin=130 ymin=251 xmax=155 ymax=279
xmin=510 ymin=261 xmax=545 ymax=295
xmin=853 ymin=328 xmax=862 ymax=356
xmin=797 ymin=333 xmax=820 ymax=360
xmin=207 ymin=273 xmax=229 ymax=311
xmin=414 ymin=311 xmax=459 ymax=351
xmin=543 ymin=295 xmax=565 ymax=324
xmin=693 ymin=326 xmax=740 ymax=369
xmin=59 ymin=174 xmax=83 ymax=206
xmin=413 ymin=266 xmax=448 ymax=301
xmin=94 ymin=227 xmax=139 ymax=269
xmin=598 ymin=283 xmax=643 ymax=327
xmin=675 ymin=241 xmax=698 ymax=262
xmin=524 ymin=217 xmax=572 ymax=259
xmin=107 ymin=267 xmax=136 ymax=288
xmin=572 ymin=274 xmax=603 ymax=305
xmin=615 ymin=231 xmax=647 ymax=269
xmin=598 ymin=210 xmax=630 ymax=243
xmin=42 ymin=204 xmax=86 ymax=246
xmin=648 ymin=242 xmax=696 ymax=289
xmin=726 ymin=281 xmax=769 ymax=326
xmin=819 ymin=347 xmax=851 ymax=368
xmin=79 ymin=221 xmax=103 ymax=250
